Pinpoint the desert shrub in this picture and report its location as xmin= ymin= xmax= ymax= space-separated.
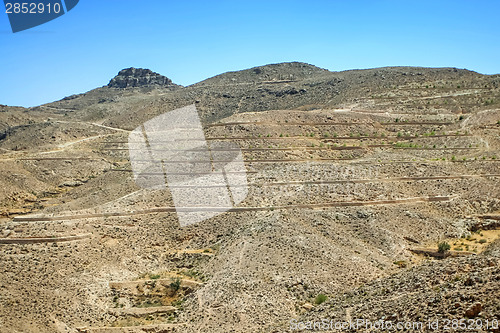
xmin=393 ymin=260 xmax=407 ymax=268
xmin=170 ymin=277 xmax=182 ymax=291
xmin=184 ymin=269 xmax=204 ymax=279
xmin=438 ymin=241 xmax=451 ymax=253
xmin=315 ymin=294 xmax=327 ymax=305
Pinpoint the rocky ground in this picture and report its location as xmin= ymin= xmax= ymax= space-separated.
xmin=0 ymin=63 xmax=499 ymax=332
xmin=276 ymin=239 xmax=500 ymax=332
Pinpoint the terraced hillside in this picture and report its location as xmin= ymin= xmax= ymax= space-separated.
xmin=0 ymin=63 xmax=499 ymax=333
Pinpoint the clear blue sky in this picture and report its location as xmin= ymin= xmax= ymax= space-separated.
xmin=1 ymin=0 xmax=499 ymax=107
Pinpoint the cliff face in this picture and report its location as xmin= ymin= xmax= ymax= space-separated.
xmin=108 ymin=67 xmax=182 ymax=89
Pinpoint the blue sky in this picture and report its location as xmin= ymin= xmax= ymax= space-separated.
xmin=1 ymin=0 xmax=499 ymax=107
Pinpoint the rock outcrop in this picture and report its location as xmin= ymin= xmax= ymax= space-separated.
xmin=108 ymin=67 xmax=181 ymax=89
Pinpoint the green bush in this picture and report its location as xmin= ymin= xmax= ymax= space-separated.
xmin=393 ymin=260 xmax=407 ymax=268
xmin=438 ymin=241 xmax=451 ymax=253
xmin=170 ymin=277 xmax=182 ymax=291
xmin=315 ymin=294 xmax=327 ymax=305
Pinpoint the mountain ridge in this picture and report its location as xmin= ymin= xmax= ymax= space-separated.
xmin=29 ymin=63 xmax=493 ymax=109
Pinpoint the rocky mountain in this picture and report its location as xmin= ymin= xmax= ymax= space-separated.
xmin=0 ymin=62 xmax=499 ymax=333
xmin=36 ymin=62 xmax=496 ymax=127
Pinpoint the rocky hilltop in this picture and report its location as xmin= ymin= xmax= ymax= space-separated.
xmin=195 ymin=61 xmax=331 ymax=85
xmin=107 ymin=67 xmax=181 ymax=89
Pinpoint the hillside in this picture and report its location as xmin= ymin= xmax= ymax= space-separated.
xmin=0 ymin=63 xmax=499 ymax=333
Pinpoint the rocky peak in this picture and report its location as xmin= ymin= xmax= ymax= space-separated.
xmin=108 ymin=67 xmax=181 ymax=89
